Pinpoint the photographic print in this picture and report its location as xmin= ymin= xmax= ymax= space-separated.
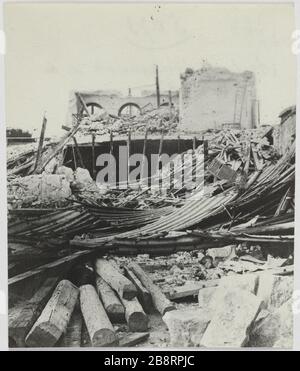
xmin=3 ymin=2 xmax=297 ymax=351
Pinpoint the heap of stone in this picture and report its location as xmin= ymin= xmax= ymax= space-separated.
xmin=7 ymin=165 xmax=101 ymax=209
xmin=163 ymin=272 xmax=294 ymax=348
xmin=7 ymin=174 xmax=72 ymax=209
xmin=77 ymin=106 xmax=179 ymax=137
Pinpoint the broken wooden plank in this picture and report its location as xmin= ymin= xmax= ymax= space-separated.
xmin=73 ymin=136 xmax=85 ymax=169
xmin=91 ymin=134 xmax=96 ymax=179
xmin=165 ymin=280 xmax=220 ymax=301
xmin=25 ymin=280 xmax=79 ymax=347
xmin=80 ymin=284 xmax=118 ymax=347
xmin=95 ymin=259 xmax=137 ymax=300
xmin=75 ymin=92 xmax=91 ymax=117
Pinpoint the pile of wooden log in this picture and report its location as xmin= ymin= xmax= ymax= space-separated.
xmin=9 ymin=259 xmax=175 ymax=348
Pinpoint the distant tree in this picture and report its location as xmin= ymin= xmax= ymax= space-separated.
xmin=6 ymin=128 xmax=32 ymax=138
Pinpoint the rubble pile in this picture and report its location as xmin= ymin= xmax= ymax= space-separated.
xmin=7 ymin=143 xmax=39 ymax=162
xmin=164 ymin=272 xmax=293 ymax=348
xmin=8 ymin=252 xmax=294 ymax=348
xmin=7 ymin=92 xmax=295 ymax=349
xmin=77 ymin=105 xmax=179 ymax=137
xmin=7 ymin=174 xmax=72 ymax=209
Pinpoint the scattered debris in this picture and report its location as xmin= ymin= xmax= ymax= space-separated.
xmin=7 ymin=94 xmax=295 ymax=348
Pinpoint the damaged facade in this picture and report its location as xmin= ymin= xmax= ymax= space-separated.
xmin=180 ymin=66 xmax=258 ymax=132
xmin=273 ymin=105 xmax=296 ymax=156
xmin=66 ymin=90 xmax=179 ymax=123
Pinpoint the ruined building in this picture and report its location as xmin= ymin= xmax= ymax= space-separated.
xmin=66 ymin=90 xmax=179 ymax=122
xmin=180 ymin=66 xmax=258 ymax=132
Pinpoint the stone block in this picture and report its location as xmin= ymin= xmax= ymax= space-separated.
xmin=163 ymin=308 xmax=211 ymax=347
xmin=201 ymin=288 xmax=262 ymax=348
xmin=256 ymin=274 xmax=294 ymax=311
xmin=248 ymin=299 xmax=293 ymax=348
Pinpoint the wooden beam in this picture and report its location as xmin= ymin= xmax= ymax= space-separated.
xmin=33 ymin=113 xmax=47 ymax=172
xmin=8 ymin=250 xmax=93 ymax=288
xmin=165 ymin=280 xmax=220 ymax=300
xmin=124 ymin=267 xmax=152 ymax=312
xmin=110 ymin=130 xmax=114 ymax=155
xmin=34 ymin=117 xmax=83 ymax=174
xmin=96 ymin=276 xmax=125 ymax=323
xmin=92 ymin=134 xmax=96 ymax=179
xmin=141 ymin=129 xmax=148 ymax=184
xmin=73 ymin=136 xmax=85 ymax=168
xmin=9 ymin=276 xmax=59 ymax=347
xmin=80 ymin=284 xmax=118 ymax=347
xmin=156 ymin=65 xmax=160 ymax=108
xmin=192 ymin=136 xmax=197 ymax=152
xmin=75 ymin=92 xmax=91 ymax=117
xmin=121 ymin=297 xmax=149 ymax=332
xmin=25 ymin=280 xmax=79 ymax=347
xmin=95 ymin=259 xmax=137 ymax=300
xmin=127 ymin=130 xmax=131 ymax=187
xmin=168 ymin=90 xmax=173 ymax=122
xmin=128 ymin=262 xmax=175 ymax=315
xmin=71 ymin=144 xmax=77 ymax=169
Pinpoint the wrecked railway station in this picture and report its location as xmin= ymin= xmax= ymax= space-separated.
xmin=7 ymin=65 xmax=295 ymax=349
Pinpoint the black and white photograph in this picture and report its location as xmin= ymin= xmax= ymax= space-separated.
xmin=1 ymin=1 xmax=299 ymax=352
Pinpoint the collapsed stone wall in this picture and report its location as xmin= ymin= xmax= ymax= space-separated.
xmin=180 ymin=66 xmax=257 ymax=132
xmin=7 ymin=166 xmax=100 ymax=209
xmin=7 ymin=174 xmax=72 ymax=208
xmin=273 ymin=108 xmax=296 ymax=156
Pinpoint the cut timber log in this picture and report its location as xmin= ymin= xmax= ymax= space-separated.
xmin=95 ymin=259 xmax=137 ymax=300
xmin=128 ymin=262 xmax=175 ymax=315
xmin=121 ymin=297 xmax=149 ymax=332
xmin=119 ymin=332 xmax=149 ymax=347
xmin=25 ymin=280 xmax=79 ymax=347
xmin=73 ymin=136 xmax=85 ymax=169
xmin=96 ymin=276 xmax=125 ymax=323
xmin=9 ymin=276 xmax=59 ymax=347
xmin=59 ymin=310 xmax=83 ymax=348
xmin=80 ymin=284 xmax=118 ymax=347
xmin=81 ymin=322 xmax=92 ymax=348
xmin=124 ymin=267 xmax=152 ymax=312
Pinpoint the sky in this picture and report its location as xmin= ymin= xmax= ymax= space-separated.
xmin=4 ymin=3 xmax=297 ymax=136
